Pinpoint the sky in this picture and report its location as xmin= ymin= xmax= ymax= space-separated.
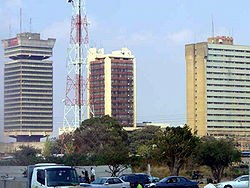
xmin=1 ymin=0 xmax=250 ymax=142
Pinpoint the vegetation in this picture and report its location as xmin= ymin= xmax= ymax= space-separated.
xmin=150 ymin=125 xmax=199 ymax=176
xmin=194 ymin=136 xmax=241 ymax=183
xmin=71 ymin=115 xmax=130 ymax=176
xmin=0 ymin=117 xmax=243 ymax=182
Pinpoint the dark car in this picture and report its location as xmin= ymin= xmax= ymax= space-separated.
xmin=120 ymin=173 xmax=151 ymax=188
xmin=154 ymin=176 xmax=198 ymax=188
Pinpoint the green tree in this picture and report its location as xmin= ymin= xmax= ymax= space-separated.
xmin=72 ymin=115 xmax=130 ymax=176
xmin=49 ymin=137 xmax=63 ymax=155
xmin=128 ymin=126 xmax=161 ymax=155
xmin=150 ymin=125 xmax=199 ymax=176
xmin=194 ymin=136 xmax=241 ymax=183
xmin=43 ymin=136 xmax=51 ymax=158
xmin=14 ymin=145 xmax=42 ymax=165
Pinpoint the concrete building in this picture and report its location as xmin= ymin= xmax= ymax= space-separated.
xmin=2 ymin=33 xmax=55 ymax=142
xmin=87 ymin=48 xmax=136 ymax=127
xmin=186 ymin=36 xmax=250 ymax=151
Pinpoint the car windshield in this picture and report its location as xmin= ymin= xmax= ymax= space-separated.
xmin=160 ymin=177 xmax=168 ymax=183
xmin=92 ymin=178 xmax=108 ymax=184
xmin=47 ymin=168 xmax=79 ymax=187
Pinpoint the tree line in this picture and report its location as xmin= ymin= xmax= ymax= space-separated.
xmin=1 ymin=115 xmax=241 ymax=183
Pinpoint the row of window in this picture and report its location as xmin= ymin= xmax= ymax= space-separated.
xmin=5 ymin=66 xmax=52 ymax=72
xmin=208 ymin=108 xmax=250 ymax=111
xmin=207 ymin=126 xmax=250 ymax=129
xmin=5 ymin=107 xmax=52 ymax=112
xmin=207 ymin=71 xmax=250 ymax=76
xmin=209 ymin=54 xmax=250 ymax=58
xmin=5 ymin=50 xmax=52 ymax=56
xmin=5 ymin=121 xmax=52 ymax=125
xmin=208 ymin=102 xmax=250 ymax=105
xmin=111 ymin=68 xmax=133 ymax=72
xmin=5 ymin=112 xmax=52 ymax=116
xmin=5 ymin=80 xmax=52 ymax=85
xmin=5 ymin=75 xmax=52 ymax=81
xmin=6 ymin=62 xmax=52 ymax=68
xmin=5 ymin=70 xmax=52 ymax=75
xmin=207 ymin=96 xmax=250 ymax=99
xmin=207 ymin=60 xmax=250 ymax=65
xmin=208 ymin=48 xmax=250 ymax=53
xmin=112 ymin=97 xmax=132 ymax=100
xmin=5 ymin=46 xmax=52 ymax=51
xmin=5 ymin=116 xmax=52 ymax=120
xmin=208 ymin=114 xmax=250 ymax=117
xmin=111 ymin=85 xmax=133 ymax=89
xmin=5 ymin=85 xmax=52 ymax=90
xmin=5 ymin=103 xmax=52 ymax=107
xmin=207 ymin=120 xmax=250 ymax=123
xmin=92 ymin=92 xmax=104 ymax=95
xmin=90 ymin=63 xmax=104 ymax=68
xmin=207 ymin=65 xmax=250 ymax=70
xmin=5 ymin=94 xmax=52 ymax=98
xmin=207 ymin=84 xmax=250 ymax=88
xmin=90 ymin=69 xmax=104 ymax=73
xmin=112 ymin=74 xmax=133 ymax=78
xmin=207 ymin=90 xmax=250 ymax=94
xmin=5 ymin=89 xmax=52 ymax=94
xmin=111 ymin=62 xmax=133 ymax=66
xmin=5 ymin=126 xmax=52 ymax=129
xmin=207 ymin=77 xmax=250 ymax=82
xmin=112 ymin=91 xmax=133 ymax=95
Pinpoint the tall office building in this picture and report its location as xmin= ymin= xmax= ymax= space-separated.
xmin=87 ymin=48 xmax=136 ymax=127
xmin=2 ymin=33 xmax=56 ymax=142
xmin=186 ymin=36 xmax=250 ymax=150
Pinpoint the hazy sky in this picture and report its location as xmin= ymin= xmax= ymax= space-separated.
xmin=1 ymin=0 xmax=250 ymax=141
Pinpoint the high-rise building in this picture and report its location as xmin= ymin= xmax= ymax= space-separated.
xmin=186 ymin=36 xmax=250 ymax=150
xmin=87 ymin=48 xmax=136 ymax=127
xmin=2 ymin=33 xmax=56 ymax=142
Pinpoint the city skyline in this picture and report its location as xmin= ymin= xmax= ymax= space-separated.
xmin=1 ymin=0 xmax=250 ymax=141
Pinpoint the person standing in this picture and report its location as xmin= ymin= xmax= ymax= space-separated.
xmin=90 ymin=167 xmax=96 ymax=182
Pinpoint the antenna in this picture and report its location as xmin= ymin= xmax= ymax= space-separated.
xmin=9 ymin=23 xmax=12 ymax=38
xmin=20 ymin=8 xmax=22 ymax=33
xmin=211 ymin=15 xmax=214 ymax=39
xmin=29 ymin=18 xmax=32 ymax=33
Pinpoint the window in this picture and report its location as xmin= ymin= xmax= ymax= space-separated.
xmin=167 ymin=177 xmax=178 ymax=183
xmin=107 ymin=178 xmax=114 ymax=184
xmin=37 ymin=170 xmax=45 ymax=185
xmin=113 ymin=178 xmax=122 ymax=184
xmin=240 ymin=176 xmax=249 ymax=181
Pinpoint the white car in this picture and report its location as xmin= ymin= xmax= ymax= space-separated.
xmin=216 ymin=175 xmax=248 ymax=188
xmin=90 ymin=177 xmax=130 ymax=188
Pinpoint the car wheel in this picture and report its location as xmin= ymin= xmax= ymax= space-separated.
xmin=224 ymin=185 xmax=232 ymax=188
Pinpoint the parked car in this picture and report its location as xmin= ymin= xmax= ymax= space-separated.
xmin=153 ymin=176 xmax=198 ymax=188
xmin=120 ymin=173 xmax=151 ymax=188
xmin=216 ymin=175 xmax=248 ymax=188
xmin=90 ymin=177 xmax=130 ymax=188
xmin=149 ymin=177 xmax=160 ymax=183
xmin=80 ymin=183 xmax=91 ymax=187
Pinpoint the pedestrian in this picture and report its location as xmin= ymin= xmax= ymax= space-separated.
xmin=84 ymin=169 xmax=90 ymax=183
xmin=90 ymin=167 xmax=96 ymax=182
xmin=136 ymin=182 xmax=143 ymax=188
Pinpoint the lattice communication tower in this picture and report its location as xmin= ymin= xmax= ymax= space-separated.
xmin=62 ymin=0 xmax=93 ymax=133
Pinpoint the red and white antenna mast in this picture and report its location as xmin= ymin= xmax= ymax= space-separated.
xmin=61 ymin=0 xmax=90 ymax=134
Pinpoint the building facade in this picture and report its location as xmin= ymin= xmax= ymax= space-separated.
xmin=2 ymin=33 xmax=55 ymax=142
xmin=87 ymin=48 xmax=136 ymax=127
xmin=186 ymin=36 xmax=250 ymax=151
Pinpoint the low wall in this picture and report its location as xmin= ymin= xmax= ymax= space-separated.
xmin=0 ymin=179 xmax=27 ymax=188
xmin=0 ymin=165 xmax=132 ymax=179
